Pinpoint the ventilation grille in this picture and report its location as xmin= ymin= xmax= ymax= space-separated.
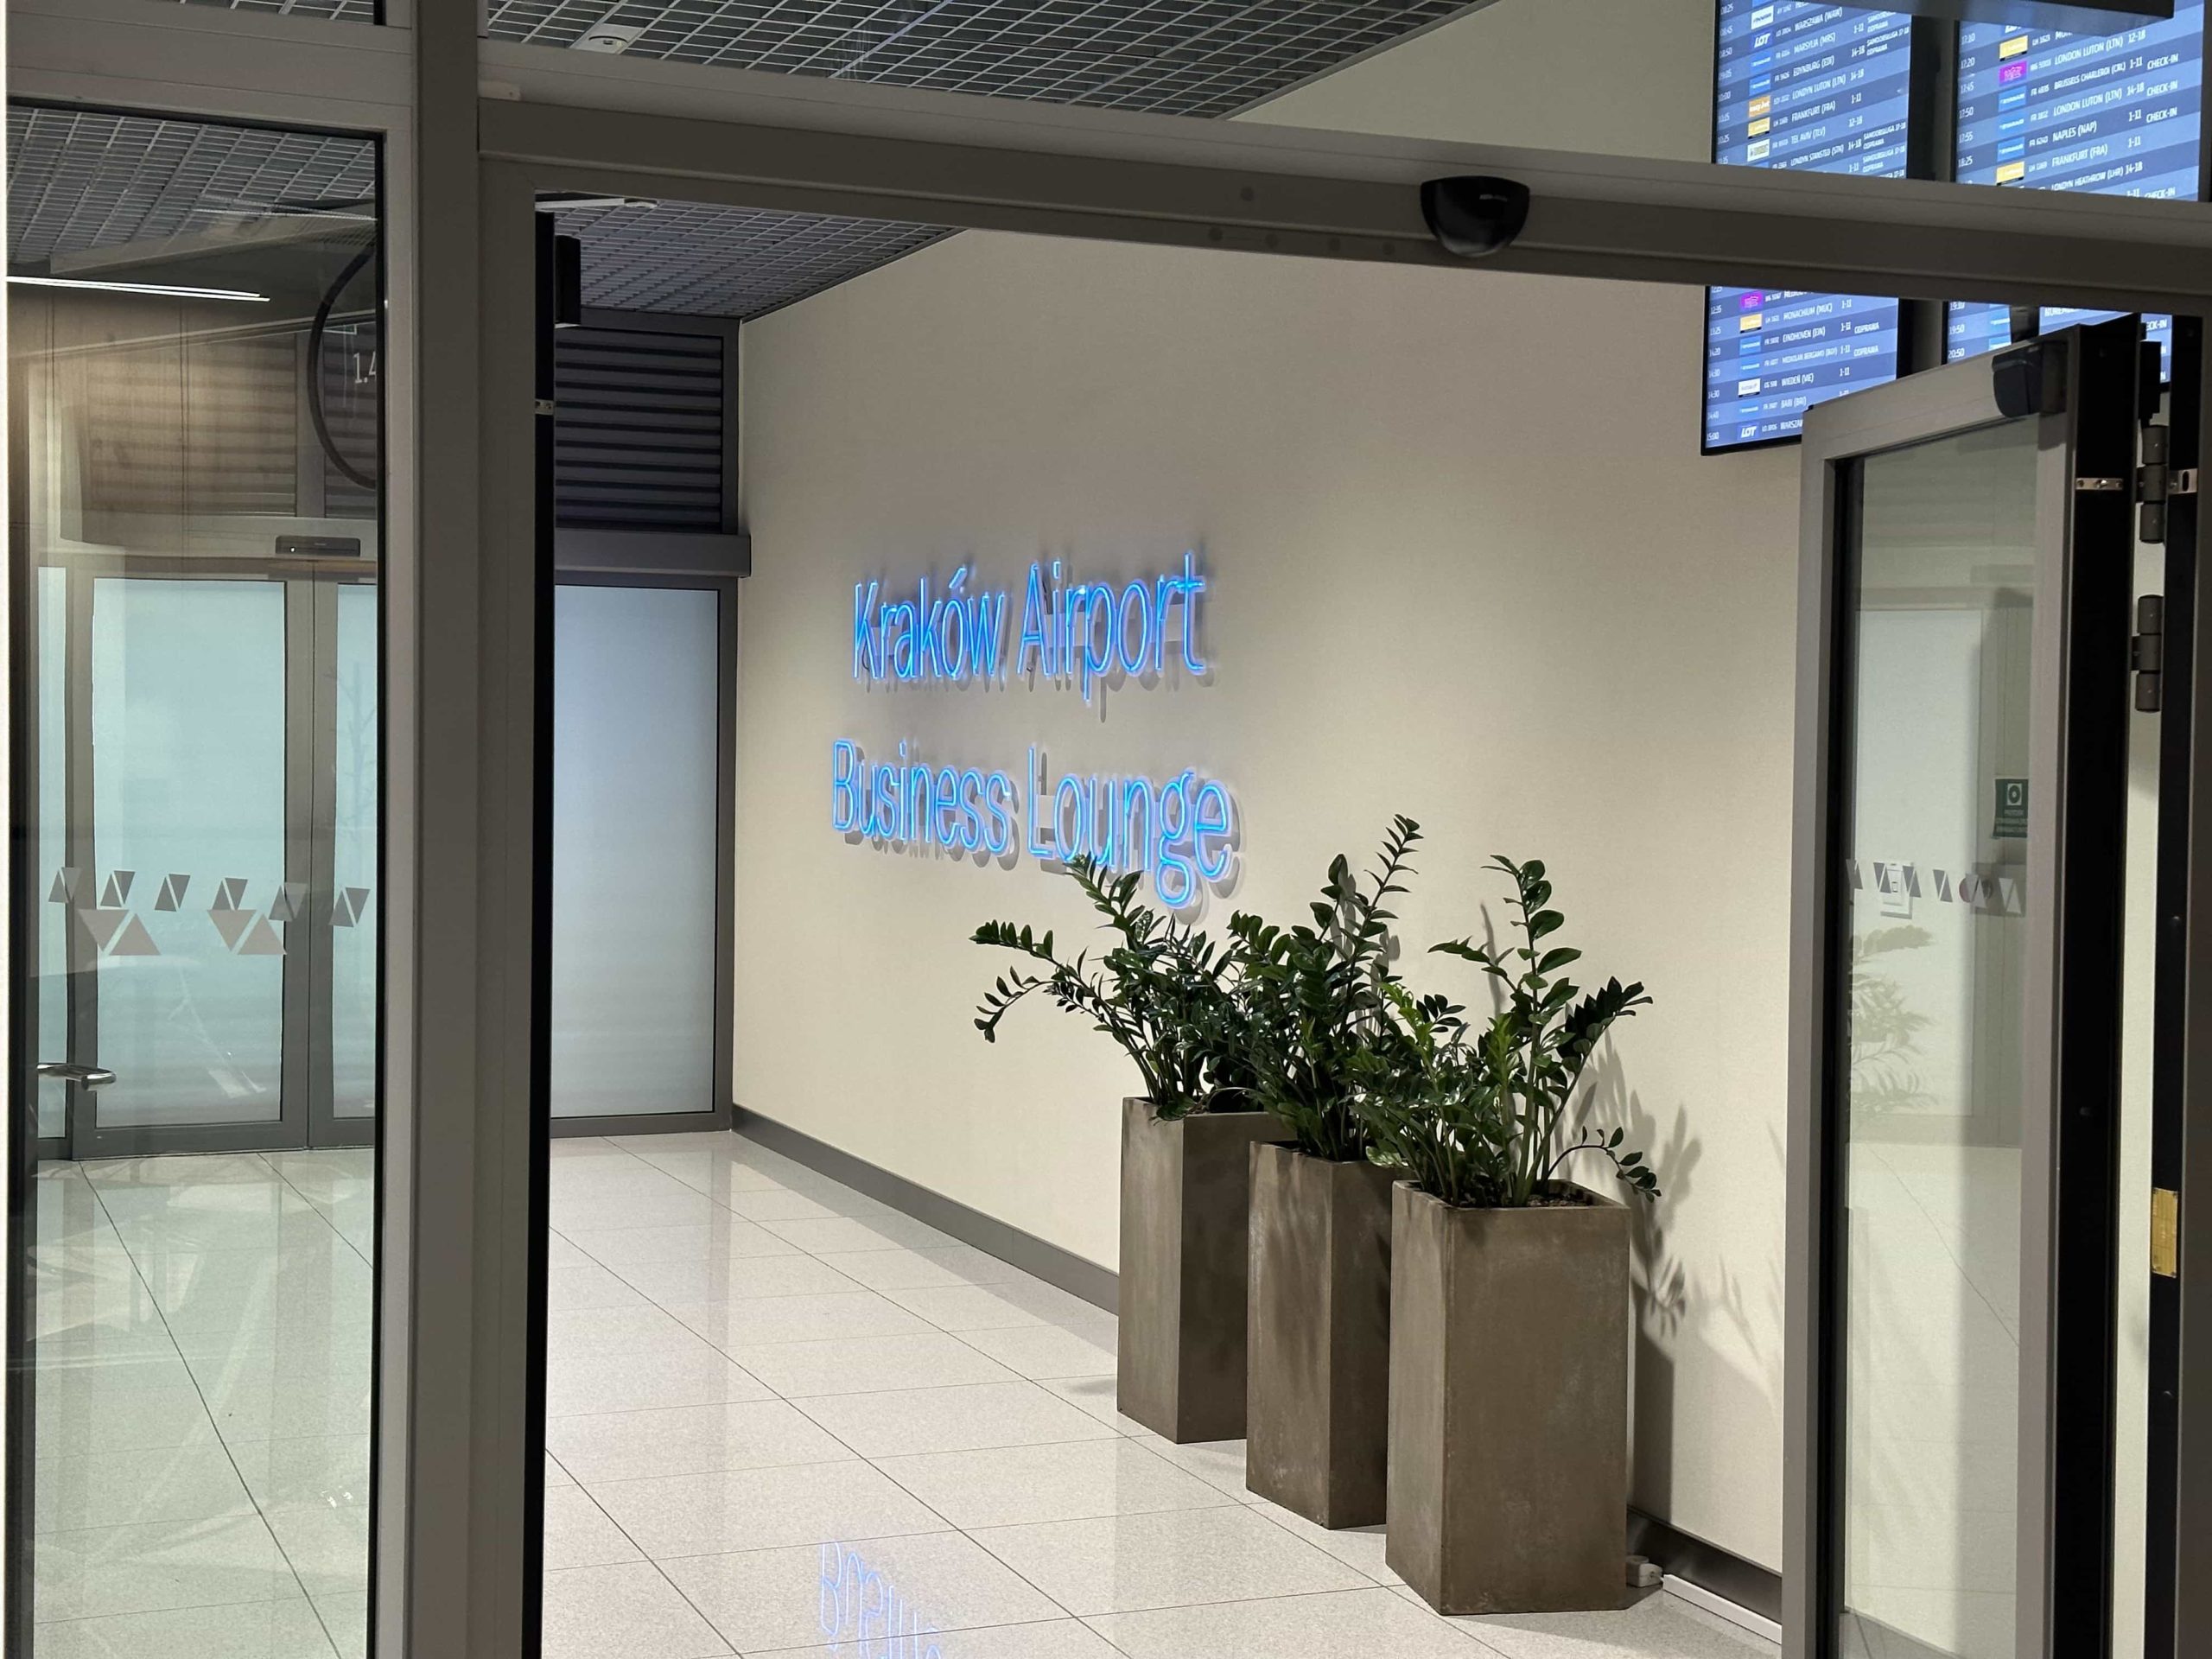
xmin=555 ymin=326 xmax=728 ymax=531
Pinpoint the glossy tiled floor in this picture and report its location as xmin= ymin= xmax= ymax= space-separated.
xmin=28 ymin=1133 xmax=1779 ymax=1658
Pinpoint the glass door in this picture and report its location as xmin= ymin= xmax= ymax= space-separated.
xmin=1789 ymin=317 xmax=2164 ymax=1659
xmin=33 ymin=568 xmax=376 ymax=1160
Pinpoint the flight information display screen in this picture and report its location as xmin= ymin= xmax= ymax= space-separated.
xmin=1704 ymin=2 xmax=1916 ymax=452
xmin=1947 ymin=1 xmax=2204 ymax=366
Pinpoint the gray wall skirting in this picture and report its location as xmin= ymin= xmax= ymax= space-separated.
xmin=733 ymin=1106 xmax=1781 ymax=1625
xmin=732 ymin=1106 xmax=1118 ymax=1314
xmin=1628 ymin=1508 xmax=1783 ymax=1625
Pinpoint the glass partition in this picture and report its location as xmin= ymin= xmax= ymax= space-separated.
xmin=8 ymin=103 xmax=383 ymax=1656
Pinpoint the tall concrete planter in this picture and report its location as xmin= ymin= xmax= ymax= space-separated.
xmin=1118 ymin=1099 xmax=1288 ymax=1443
xmin=1244 ymin=1143 xmax=1395 ymax=1528
xmin=1386 ymin=1179 xmax=1630 ymax=1616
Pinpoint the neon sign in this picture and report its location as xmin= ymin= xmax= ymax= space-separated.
xmin=836 ymin=551 xmax=1237 ymax=905
xmin=854 ymin=552 xmax=1206 ymax=704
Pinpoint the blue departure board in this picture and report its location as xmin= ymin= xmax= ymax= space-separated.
xmin=1704 ymin=3 xmax=1916 ymax=452
xmin=1947 ymin=2 xmax=2204 ymax=366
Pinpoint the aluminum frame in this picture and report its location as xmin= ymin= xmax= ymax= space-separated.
xmin=1783 ymin=324 xmax=2142 ymax=1659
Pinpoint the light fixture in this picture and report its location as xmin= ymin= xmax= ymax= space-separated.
xmin=570 ymin=22 xmax=645 ymax=53
xmin=8 ymin=275 xmax=270 ymax=303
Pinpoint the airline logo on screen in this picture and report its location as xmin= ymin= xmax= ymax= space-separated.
xmin=833 ymin=551 xmax=1240 ymax=908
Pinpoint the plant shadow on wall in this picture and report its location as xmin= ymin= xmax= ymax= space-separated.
xmin=971 ymin=829 xmax=1672 ymax=1615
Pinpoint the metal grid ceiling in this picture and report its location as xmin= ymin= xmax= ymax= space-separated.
xmin=7 ymin=107 xmax=376 ymax=268
xmin=485 ymin=1 xmax=1471 ymax=119
xmin=554 ymin=200 xmax=951 ymax=319
xmin=174 ymin=1 xmax=377 ymax=21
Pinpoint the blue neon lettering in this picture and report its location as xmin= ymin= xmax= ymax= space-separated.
xmin=1027 ymin=746 xmax=1055 ymax=859
xmin=1192 ymin=779 xmax=1233 ymax=881
xmin=830 ymin=741 xmax=861 ymax=832
xmin=1174 ymin=550 xmax=1207 ymax=674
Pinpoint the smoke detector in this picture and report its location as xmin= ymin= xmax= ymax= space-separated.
xmin=571 ymin=22 xmax=645 ymax=54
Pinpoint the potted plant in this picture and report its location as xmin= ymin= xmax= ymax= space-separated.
xmin=1230 ymin=816 xmax=1421 ymax=1529
xmin=973 ymin=856 xmax=1280 ymax=1443
xmin=1357 ymin=855 xmax=1656 ymax=1616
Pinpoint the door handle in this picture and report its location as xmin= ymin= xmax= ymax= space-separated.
xmin=35 ymin=1062 xmax=115 ymax=1089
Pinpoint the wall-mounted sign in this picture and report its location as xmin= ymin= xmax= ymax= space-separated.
xmin=836 ymin=552 xmax=1237 ymax=906
xmin=1993 ymin=777 xmax=2029 ymax=840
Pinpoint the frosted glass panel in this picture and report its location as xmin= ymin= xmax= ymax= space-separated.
xmin=91 ymin=578 xmax=288 ymax=1128
xmin=333 ymin=583 xmax=378 ymax=1117
xmin=551 ymin=585 xmax=721 ymax=1118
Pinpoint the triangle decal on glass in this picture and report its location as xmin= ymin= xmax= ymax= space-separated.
xmin=213 ymin=878 xmax=248 ymax=913
xmin=47 ymin=868 xmax=79 ymax=905
xmin=110 ymin=916 xmax=161 ymax=957
xmin=99 ymin=870 xmax=136 ymax=908
xmin=77 ymin=909 xmax=127 ymax=951
xmin=270 ymin=883 xmax=308 ymax=924
xmin=209 ymin=908 xmax=257 ymax=952
xmin=238 ymin=918 xmax=286 ymax=957
xmin=156 ymin=874 xmax=192 ymax=912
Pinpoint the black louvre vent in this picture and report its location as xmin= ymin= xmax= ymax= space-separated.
xmin=554 ymin=326 xmax=728 ymax=532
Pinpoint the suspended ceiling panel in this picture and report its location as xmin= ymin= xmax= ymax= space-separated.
xmin=146 ymin=2 xmax=1485 ymax=319
xmin=484 ymin=1 xmax=1473 ymax=119
xmin=6 ymin=106 xmax=377 ymax=268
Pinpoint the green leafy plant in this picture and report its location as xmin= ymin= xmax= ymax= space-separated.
xmin=1225 ymin=816 xmax=1422 ymax=1161
xmin=1357 ymin=855 xmax=1657 ymax=1206
xmin=1847 ymin=925 xmax=1935 ymax=1117
xmin=972 ymin=855 xmax=1255 ymax=1117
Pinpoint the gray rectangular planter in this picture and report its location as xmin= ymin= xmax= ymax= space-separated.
xmin=1386 ymin=1179 xmax=1630 ymax=1615
xmin=1246 ymin=1142 xmax=1395 ymax=1528
xmin=1118 ymin=1099 xmax=1288 ymax=1444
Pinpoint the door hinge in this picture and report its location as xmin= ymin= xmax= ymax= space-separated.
xmin=2139 ymin=423 xmax=2177 ymax=542
xmin=2134 ymin=594 xmax=2165 ymax=712
xmin=2174 ymin=467 xmax=2201 ymax=497
xmin=533 ymin=397 xmax=556 ymax=417
xmin=2153 ymin=1186 xmax=2181 ymax=1279
xmin=2076 ymin=476 xmax=2127 ymax=492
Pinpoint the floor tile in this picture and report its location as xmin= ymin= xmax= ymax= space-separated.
xmin=798 ymin=1379 xmax=1120 ymax=1459
xmin=667 ymin=1531 xmax=1065 ymax=1651
xmin=588 ymin=1459 xmax=947 ymax=1560
xmin=544 ymin=1303 xmax=702 ymax=1359
xmin=609 ymin=1251 xmax=861 ymax=1306
xmin=760 ymin=1213 xmax=957 ymax=1254
xmin=541 ymin=1561 xmax=732 ymax=1659
xmin=139 ymin=1243 xmax=374 ymax=1337
xmin=760 ymin=1619 xmax=1125 ymax=1657
xmin=728 ymin=1332 xmax=1022 ymax=1399
xmin=546 ymin=1398 xmax=854 ymax=1483
xmin=809 ymin=1244 xmax=1034 ymax=1292
xmin=956 ymin=1322 xmax=1120 ymax=1380
xmin=665 ymin=1290 xmax=936 ymax=1351
xmin=547 ymin=1261 xmax=651 ymax=1312
xmin=313 ymin=1592 xmax=368 ymax=1659
xmin=1435 ymin=1589 xmax=1779 ymax=1657
xmin=620 ymin=1150 xmax=791 ymax=1202
xmin=882 ymin=1277 xmax=1112 ymax=1335
xmin=31 ymin=1597 xmax=340 ymax=1659
xmin=1126 ymin=1433 xmax=1259 ymax=1502
xmin=872 ymin=1437 xmax=1237 ymax=1529
xmin=543 ymin=1486 xmax=644 ymax=1571
xmin=550 ymin=1191 xmax=721 ymax=1233
xmin=226 ymin=1434 xmax=372 ymax=1511
xmin=1036 ymin=1373 xmax=1149 ymax=1433
xmin=35 ymin=1437 xmax=255 ymax=1533
xmin=35 ymin=1359 xmax=213 ymax=1455
xmin=563 ymin=1218 xmax=803 ymax=1270
xmin=1090 ymin=1586 xmax=1484 ymax=1657
xmin=85 ymin=1155 xmax=282 ymax=1192
xmin=720 ymin=1187 xmax=851 ymax=1223
xmin=550 ymin=1165 xmax=709 ymax=1209
xmin=543 ymin=1340 xmax=773 ymax=1417
xmin=262 ymin=1500 xmax=370 ymax=1599
xmin=33 ymin=1513 xmax=301 ymax=1621
xmin=183 ymin=1343 xmax=373 ymax=1442
xmin=969 ymin=1504 xmax=1369 ymax=1616
xmin=1256 ymin=1506 xmax=1401 ymax=1586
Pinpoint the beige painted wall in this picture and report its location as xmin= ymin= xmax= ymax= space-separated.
xmin=734 ymin=0 xmax=1807 ymax=1571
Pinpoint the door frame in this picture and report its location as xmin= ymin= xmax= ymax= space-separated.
xmin=1783 ymin=320 xmax=2145 ymax=1659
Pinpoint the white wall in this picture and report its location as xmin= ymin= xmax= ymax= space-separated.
xmin=734 ymin=0 xmax=1807 ymax=1571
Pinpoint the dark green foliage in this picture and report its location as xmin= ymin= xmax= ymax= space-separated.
xmin=972 ymin=855 xmax=1255 ymax=1117
xmin=1357 ymin=855 xmax=1658 ymax=1207
xmin=1227 ymin=816 xmax=1423 ymax=1162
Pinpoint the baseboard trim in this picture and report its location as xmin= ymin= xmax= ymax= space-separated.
xmin=731 ymin=1106 xmax=1118 ymax=1314
xmin=1630 ymin=1508 xmax=1782 ymax=1630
